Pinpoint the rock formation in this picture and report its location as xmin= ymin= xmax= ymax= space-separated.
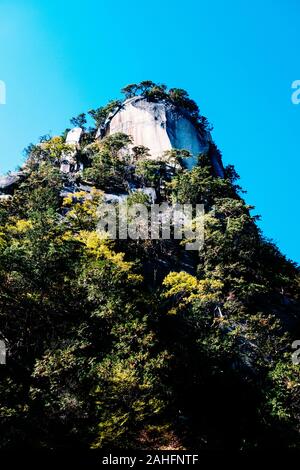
xmin=0 ymin=172 xmax=23 ymax=199
xmin=60 ymin=127 xmax=83 ymax=173
xmin=97 ymin=96 xmax=224 ymax=176
xmin=0 ymin=94 xmax=224 ymax=196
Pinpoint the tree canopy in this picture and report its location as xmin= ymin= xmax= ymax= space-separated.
xmin=0 ymin=86 xmax=299 ymax=451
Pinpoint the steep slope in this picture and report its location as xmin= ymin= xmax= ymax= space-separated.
xmin=0 ymin=82 xmax=299 ymax=451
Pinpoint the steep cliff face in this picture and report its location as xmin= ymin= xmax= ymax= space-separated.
xmin=100 ymin=96 xmax=224 ymax=176
xmin=0 ymin=95 xmax=224 ymax=196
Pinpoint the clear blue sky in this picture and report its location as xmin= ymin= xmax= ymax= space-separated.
xmin=0 ymin=0 xmax=299 ymax=263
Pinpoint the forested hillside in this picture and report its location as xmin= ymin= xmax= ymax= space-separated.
xmin=0 ymin=84 xmax=299 ymax=450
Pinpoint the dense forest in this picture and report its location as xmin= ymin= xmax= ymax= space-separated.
xmin=0 ymin=83 xmax=299 ymax=451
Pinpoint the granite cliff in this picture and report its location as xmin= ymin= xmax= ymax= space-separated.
xmin=0 ymin=86 xmax=224 ymax=198
xmin=97 ymin=95 xmax=223 ymax=176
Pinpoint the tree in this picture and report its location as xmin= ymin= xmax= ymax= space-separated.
xmin=83 ymin=133 xmax=132 ymax=190
xmin=1 ymin=83 xmax=300 ymax=452
xmin=139 ymin=81 xmax=156 ymax=94
xmin=135 ymin=160 xmax=167 ymax=190
xmin=132 ymin=145 xmax=150 ymax=162
xmin=88 ymin=100 xmax=121 ymax=128
xmin=26 ymin=136 xmax=74 ymax=168
xmin=121 ymin=83 xmax=140 ymax=99
xmin=169 ymin=88 xmax=199 ymax=116
xmin=163 ymin=149 xmax=192 ymax=170
xmin=70 ymin=113 xmax=87 ymax=129
xmin=144 ymin=84 xmax=168 ymax=102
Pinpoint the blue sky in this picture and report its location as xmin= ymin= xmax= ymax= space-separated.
xmin=0 ymin=0 xmax=299 ymax=263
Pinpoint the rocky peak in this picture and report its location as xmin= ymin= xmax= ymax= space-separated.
xmin=97 ymin=96 xmax=224 ymax=177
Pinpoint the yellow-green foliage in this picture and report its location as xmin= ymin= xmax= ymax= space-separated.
xmin=40 ymin=136 xmax=74 ymax=162
xmin=162 ymin=271 xmax=223 ymax=314
xmin=1 ymin=86 xmax=300 ymax=451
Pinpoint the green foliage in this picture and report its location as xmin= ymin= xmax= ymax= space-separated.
xmin=132 ymin=145 xmax=150 ymax=161
xmin=83 ymin=133 xmax=132 ymax=191
xmin=168 ymin=88 xmax=199 ymax=118
xmin=163 ymin=149 xmax=192 ymax=171
xmin=121 ymin=83 xmax=141 ymax=99
xmin=135 ymin=160 xmax=167 ymax=188
xmin=1 ymin=86 xmax=300 ymax=452
xmin=120 ymin=81 xmax=211 ymax=132
xmin=26 ymin=136 xmax=74 ymax=169
xmin=70 ymin=113 xmax=87 ymax=129
xmin=88 ymin=100 xmax=122 ymax=128
xmin=266 ymin=360 xmax=300 ymax=424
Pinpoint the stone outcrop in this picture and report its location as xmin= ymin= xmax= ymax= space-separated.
xmin=0 ymin=172 xmax=23 ymax=196
xmin=60 ymin=127 xmax=83 ymax=173
xmin=98 ymin=96 xmax=224 ymax=176
xmin=65 ymin=127 xmax=83 ymax=145
xmin=0 ymin=95 xmax=224 ymax=199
